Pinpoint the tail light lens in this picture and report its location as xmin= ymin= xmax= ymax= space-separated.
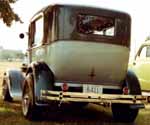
xmin=61 ymin=83 xmax=69 ymax=92
xmin=123 ymin=86 xmax=129 ymax=95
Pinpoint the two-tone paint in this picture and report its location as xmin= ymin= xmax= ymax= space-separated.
xmin=28 ymin=5 xmax=131 ymax=98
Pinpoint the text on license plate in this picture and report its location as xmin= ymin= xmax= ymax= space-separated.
xmin=83 ymin=84 xmax=103 ymax=94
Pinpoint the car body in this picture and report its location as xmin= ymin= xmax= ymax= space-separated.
xmin=28 ymin=4 xmax=131 ymax=93
xmin=129 ymin=42 xmax=150 ymax=91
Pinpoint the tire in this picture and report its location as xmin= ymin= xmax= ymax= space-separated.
xmin=72 ymin=102 xmax=88 ymax=108
xmin=2 ymin=78 xmax=13 ymax=102
xmin=147 ymin=96 xmax=150 ymax=103
xmin=22 ymin=73 xmax=38 ymax=120
xmin=111 ymin=70 xmax=141 ymax=122
xmin=112 ymin=104 xmax=139 ymax=122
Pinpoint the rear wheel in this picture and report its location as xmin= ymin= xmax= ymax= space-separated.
xmin=147 ymin=96 xmax=150 ymax=103
xmin=111 ymin=70 xmax=141 ymax=122
xmin=112 ymin=104 xmax=139 ymax=122
xmin=72 ymin=102 xmax=88 ymax=109
xmin=22 ymin=73 xmax=38 ymax=120
xmin=2 ymin=77 xmax=12 ymax=102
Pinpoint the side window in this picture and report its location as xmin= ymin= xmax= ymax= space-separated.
xmin=34 ymin=17 xmax=44 ymax=46
xmin=139 ymin=46 xmax=150 ymax=59
xmin=46 ymin=12 xmax=54 ymax=43
xmin=146 ymin=46 xmax=150 ymax=57
xmin=140 ymin=46 xmax=147 ymax=59
xmin=28 ymin=22 xmax=36 ymax=48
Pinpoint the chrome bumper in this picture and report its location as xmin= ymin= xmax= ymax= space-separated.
xmin=40 ymin=90 xmax=146 ymax=108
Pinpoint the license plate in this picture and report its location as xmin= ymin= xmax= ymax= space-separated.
xmin=83 ymin=84 xmax=103 ymax=94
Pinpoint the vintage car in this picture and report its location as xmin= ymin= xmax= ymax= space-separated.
xmin=129 ymin=42 xmax=150 ymax=92
xmin=2 ymin=4 xmax=144 ymax=122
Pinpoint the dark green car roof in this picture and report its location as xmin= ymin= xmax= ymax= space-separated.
xmin=31 ymin=4 xmax=131 ymax=21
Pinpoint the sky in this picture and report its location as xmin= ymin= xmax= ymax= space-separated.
xmin=0 ymin=0 xmax=150 ymax=58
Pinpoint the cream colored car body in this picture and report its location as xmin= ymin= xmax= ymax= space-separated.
xmin=45 ymin=41 xmax=129 ymax=86
xmin=129 ymin=42 xmax=150 ymax=91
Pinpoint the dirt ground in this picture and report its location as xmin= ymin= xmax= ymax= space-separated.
xmin=0 ymin=61 xmax=150 ymax=125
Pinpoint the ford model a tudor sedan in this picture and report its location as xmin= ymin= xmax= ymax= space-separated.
xmin=2 ymin=4 xmax=145 ymax=122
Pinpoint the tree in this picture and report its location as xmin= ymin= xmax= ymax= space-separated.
xmin=0 ymin=0 xmax=22 ymax=26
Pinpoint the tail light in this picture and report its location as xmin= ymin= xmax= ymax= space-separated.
xmin=61 ymin=83 xmax=69 ymax=92
xmin=123 ymin=86 xmax=129 ymax=95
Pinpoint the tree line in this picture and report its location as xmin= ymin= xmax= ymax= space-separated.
xmin=0 ymin=49 xmax=24 ymax=61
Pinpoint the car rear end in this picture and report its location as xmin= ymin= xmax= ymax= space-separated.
xmin=49 ymin=5 xmax=131 ymax=95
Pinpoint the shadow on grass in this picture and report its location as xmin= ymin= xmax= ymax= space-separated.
xmin=0 ymin=100 xmax=136 ymax=125
xmin=32 ymin=103 xmax=135 ymax=125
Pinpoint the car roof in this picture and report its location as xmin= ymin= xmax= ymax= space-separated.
xmin=141 ymin=42 xmax=150 ymax=46
xmin=30 ymin=4 xmax=131 ymax=21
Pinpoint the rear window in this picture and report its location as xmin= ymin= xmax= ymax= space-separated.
xmin=77 ymin=14 xmax=115 ymax=37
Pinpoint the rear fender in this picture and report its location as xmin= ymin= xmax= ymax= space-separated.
xmin=28 ymin=62 xmax=54 ymax=100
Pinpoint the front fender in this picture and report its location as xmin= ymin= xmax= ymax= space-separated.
xmin=6 ymin=69 xmax=24 ymax=98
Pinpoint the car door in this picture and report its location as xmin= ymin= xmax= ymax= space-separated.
xmin=132 ymin=45 xmax=150 ymax=91
xmin=29 ymin=13 xmax=47 ymax=62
